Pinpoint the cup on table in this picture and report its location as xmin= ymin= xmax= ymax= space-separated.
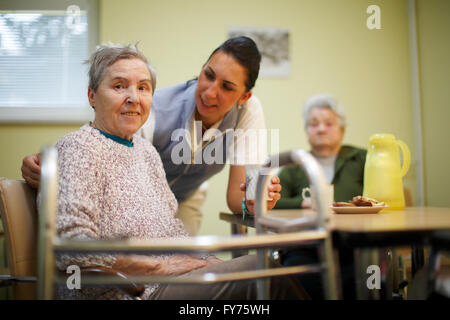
xmin=245 ymin=164 xmax=272 ymax=201
xmin=301 ymin=184 xmax=334 ymax=213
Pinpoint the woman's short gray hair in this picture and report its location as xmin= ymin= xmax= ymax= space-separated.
xmin=302 ymin=93 xmax=346 ymax=130
xmin=85 ymin=43 xmax=157 ymax=94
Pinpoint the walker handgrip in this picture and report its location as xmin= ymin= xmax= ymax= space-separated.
xmin=262 ymin=151 xmax=293 ymax=169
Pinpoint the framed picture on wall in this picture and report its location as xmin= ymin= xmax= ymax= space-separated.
xmin=228 ymin=25 xmax=290 ymax=78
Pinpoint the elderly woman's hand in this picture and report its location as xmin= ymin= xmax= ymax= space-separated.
xmin=240 ymin=176 xmax=282 ymax=214
xmin=114 ymin=254 xmax=208 ymax=276
xmin=160 ymin=254 xmax=210 ymax=275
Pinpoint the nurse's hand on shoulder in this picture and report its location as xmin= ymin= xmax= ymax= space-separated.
xmin=21 ymin=153 xmax=41 ymax=189
xmin=240 ymin=176 xmax=282 ymax=214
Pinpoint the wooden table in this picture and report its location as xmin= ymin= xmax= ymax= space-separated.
xmin=222 ymin=207 xmax=450 ymax=243
xmin=220 ymin=207 xmax=450 ymax=299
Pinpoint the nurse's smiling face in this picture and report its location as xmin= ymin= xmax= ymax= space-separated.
xmin=89 ymin=58 xmax=153 ymax=140
xmin=195 ymin=51 xmax=252 ymax=128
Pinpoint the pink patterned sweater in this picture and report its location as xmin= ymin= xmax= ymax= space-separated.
xmin=55 ymin=124 xmax=188 ymax=299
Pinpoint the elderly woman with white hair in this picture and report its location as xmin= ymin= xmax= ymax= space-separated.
xmin=274 ymin=94 xmax=366 ymax=299
xmin=275 ymin=93 xmax=366 ymax=209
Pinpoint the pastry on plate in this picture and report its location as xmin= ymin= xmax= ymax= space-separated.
xmin=350 ymin=196 xmax=385 ymax=207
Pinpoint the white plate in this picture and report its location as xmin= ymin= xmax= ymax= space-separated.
xmin=330 ymin=205 xmax=388 ymax=214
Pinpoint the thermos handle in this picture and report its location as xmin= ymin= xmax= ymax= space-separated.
xmin=396 ymin=140 xmax=411 ymax=177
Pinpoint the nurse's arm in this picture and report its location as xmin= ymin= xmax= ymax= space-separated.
xmin=226 ymin=165 xmax=281 ymax=215
xmin=226 ymin=165 xmax=246 ymax=214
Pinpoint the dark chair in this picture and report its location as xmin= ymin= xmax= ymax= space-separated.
xmin=426 ymin=231 xmax=450 ymax=299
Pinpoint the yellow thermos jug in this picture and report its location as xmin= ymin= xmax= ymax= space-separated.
xmin=363 ymin=134 xmax=411 ymax=209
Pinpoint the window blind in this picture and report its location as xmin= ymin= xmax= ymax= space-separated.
xmin=0 ymin=10 xmax=89 ymax=108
